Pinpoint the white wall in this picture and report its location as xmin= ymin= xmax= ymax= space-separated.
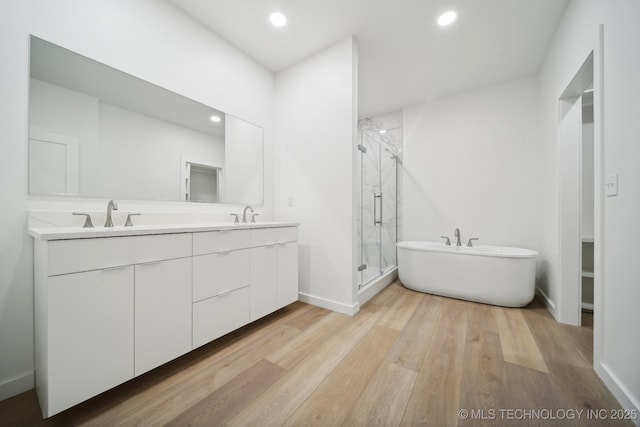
xmin=0 ymin=0 xmax=274 ymax=400
xmin=402 ymin=76 xmax=543 ymax=254
xmin=539 ymin=0 xmax=640 ymax=416
xmin=275 ymin=38 xmax=359 ymax=314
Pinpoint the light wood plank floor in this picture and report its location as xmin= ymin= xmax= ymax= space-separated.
xmin=0 ymin=281 xmax=632 ymax=426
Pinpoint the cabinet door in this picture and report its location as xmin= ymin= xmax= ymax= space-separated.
xmin=135 ymin=257 xmax=192 ymax=376
xmin=250 ymin=245 xmax=278 ymax=321
xmin=48 ymin=266 xmax=134 ymax=415
xmin=277 ymin=242 xmax=299 ymax=308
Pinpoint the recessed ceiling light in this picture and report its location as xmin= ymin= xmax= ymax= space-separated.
xmin=270 ymin=12 xmax=287 ymax=27
xmin=379 ymin=129 xmax=387 ymax=134
xmin=210 ymin=115 xmax=221 ymax=123
xmin=437 ymin=11 xmax=457 ymax=26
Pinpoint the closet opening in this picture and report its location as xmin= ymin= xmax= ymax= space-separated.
xmin=558 ymin=51 xmax=599 ymax=328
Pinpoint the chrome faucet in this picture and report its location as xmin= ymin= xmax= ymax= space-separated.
xmin=241 ymin=206 xmax=254 ymax=223
xmin=105 ymin=200 xmax=118 ymax=227
xmin=454 ymin=228 xmax=462 ymax=247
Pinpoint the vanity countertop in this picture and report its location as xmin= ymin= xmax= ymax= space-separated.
xmin=28 ymin=221 xmax=300 ymax=241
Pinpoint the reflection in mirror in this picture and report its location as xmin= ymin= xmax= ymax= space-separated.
xmin=28 ymin=36 xmax=263 ymax=206
xmin=183 ymin=160 xmax=220 ymax=203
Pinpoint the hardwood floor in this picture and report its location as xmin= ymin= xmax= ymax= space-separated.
xmin=0 ymin=281 xmax=632 ymax=426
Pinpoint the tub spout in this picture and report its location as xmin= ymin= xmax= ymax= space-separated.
xmin=454 ymin=228 xmax=462 ymax=247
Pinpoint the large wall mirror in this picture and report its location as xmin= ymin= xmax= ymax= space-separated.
xmin=28 ymin=36 xmax=264 ymax=206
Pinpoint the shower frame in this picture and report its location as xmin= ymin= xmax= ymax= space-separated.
xmin=357 ymin=115 xmax=401 ymax=290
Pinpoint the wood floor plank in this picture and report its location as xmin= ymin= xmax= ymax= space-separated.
xmin=267 ymin=311 xmax=351 ymax=370
xmin=522 ymin=309 xmax=591 ymax=369
xmin=378 ymin=290 xmax=423 ymax=331
xmin=284 ymin=325 xmax=400 ymax=426
xmin=458 ymin=325 xmax=571 ymax=427
xmin=226 ymin=306 xmax=384 ymax=426
xmin=500 ymin=362 xmax=574 ymax=427
xmin=165 ymin=359 xmax=285 ymax=426
xmin=526 ymin=296 xmax=556 ymax=321
xmin=547 ymin=362 xmax=635 ymax=427
xmin=341 ymin=361 xmax=417 ymax=427
xmin=87 ymin=323 xmax=301 ymax=426
xmin=458 ymin=326 xmax=504 ymax=427
xmin=467 ymin=301 xmax=499 ymax=333
xmin=385 ymin=293 xmax=442 ymax=371
xmin=0 ymin=391 xmax=47 ymax=427
xmin=284 ymin=305 xmax=331 ymax=331
xmin=369 ymin=286 xmax=403 ymax=307
xmin=400 ymin=297 xmax=467 ymax=427
xmin=495 ymin=306 xmax=548 ymax=373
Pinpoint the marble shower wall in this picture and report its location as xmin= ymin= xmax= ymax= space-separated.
xmin=357 ymin=110 xmax=402 ymax=286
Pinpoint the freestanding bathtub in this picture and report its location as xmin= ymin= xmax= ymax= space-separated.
xmin=397 ymin=241 xmax=537 ymax=307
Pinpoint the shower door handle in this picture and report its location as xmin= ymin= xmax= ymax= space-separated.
xmin=374 ymin=193 xmax=382 ymax=225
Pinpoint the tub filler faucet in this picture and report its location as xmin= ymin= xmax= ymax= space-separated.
xmin=454 ymin=228 xmax=462 ymax=247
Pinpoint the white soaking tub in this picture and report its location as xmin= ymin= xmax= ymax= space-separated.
xmin=397 ymin=241 xmax=537 ymax=307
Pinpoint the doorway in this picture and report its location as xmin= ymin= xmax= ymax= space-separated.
xmin=558 ymin=52 xmax=599 ymax=327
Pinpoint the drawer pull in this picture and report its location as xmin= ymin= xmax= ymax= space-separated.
xmin=137 ymin=260 xmax=162 ymax=267
xmin=218 ymin=290 xmax=232 ymax=297
xmin=102 ymin=265 xmax=129 ymax=272
xmin=217 ymin=250 xmax=233 ymax=255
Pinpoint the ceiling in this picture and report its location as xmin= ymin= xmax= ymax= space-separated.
xmin=168 ymin=0 xmax=568 ymax=118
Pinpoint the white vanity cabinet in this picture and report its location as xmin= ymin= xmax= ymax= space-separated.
xmin=31 ymin=222 xmax=298 ymax=418
xmin=250 ymin=227 xmax=298 ymax=320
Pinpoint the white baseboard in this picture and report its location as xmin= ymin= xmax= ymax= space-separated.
xmin=297 ymin=292 xmax=359 ymax=316
xmin=357 ymin=268 xmax=397 ymax=307
xmin=535 ymin=287 xmax=557 ymax=319
xmin=595 ymin=362 xmax=640 ymax=427
xmin=0 ymin=371 xmax=34 ymax=402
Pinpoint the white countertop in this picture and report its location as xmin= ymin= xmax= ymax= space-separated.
xmin=28 ymin=221 xmax=299 ymax=241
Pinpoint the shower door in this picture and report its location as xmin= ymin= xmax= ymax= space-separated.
xmin=358 ymin=117 xmax=399 ymax=289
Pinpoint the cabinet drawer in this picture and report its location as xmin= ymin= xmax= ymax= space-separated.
xmin=47 ymin=233 xmax=192 ymax=276
xmin=250 ymin=227 xmax=298 ymax=247
xmin=192 ymin=286 xmax=250 ymax=348
xmin=193 ymin=229 xmax=251 ymax=256
xmin=192 ymin=249 xmax=250 ymax=302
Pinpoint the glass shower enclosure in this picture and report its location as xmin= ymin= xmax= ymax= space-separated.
xmin=357 ymin=112 xmax=402 ymax=289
